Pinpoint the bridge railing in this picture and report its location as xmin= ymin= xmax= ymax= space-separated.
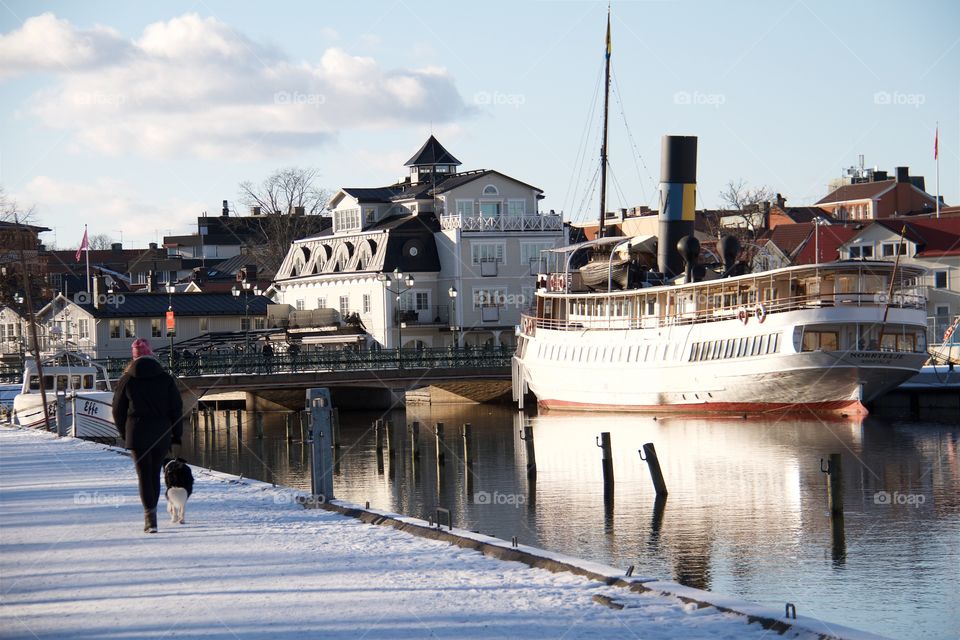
xmin=102 ymin=346 xmax=514 ymax=378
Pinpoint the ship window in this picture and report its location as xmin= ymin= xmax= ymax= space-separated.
xmin=770 ymin=334 xmax=780 ymax=353
xmin=724 ymin=340 xmax=734 ymax=358
xmin=71 ymin=375 xmax=82 ymax=389
xmin=29 ymin=375 xmax=39 ymax=391
xmin=56 ymin=375 xmax=68 ymax=390
xmin=881 ymin=333 xmax=896 ymax=352
xmin=662 ymin=344 xmax=669 ymax=361
xmin=83 ymin=375 xmax=94 ymax=389
xmin=760 ymin=334 xmax=770 ymax=354
xmin=43 ymin=375 xmax=54 ymax=390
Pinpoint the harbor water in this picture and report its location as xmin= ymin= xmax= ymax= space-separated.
xmin=182 ymin=404 xmax=960 ymax=640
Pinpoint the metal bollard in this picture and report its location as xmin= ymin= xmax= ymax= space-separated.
xmin=639 ymin=442 xmax=669 ymax=497
xmin=307 ymin=388 xmax=335 ymax=500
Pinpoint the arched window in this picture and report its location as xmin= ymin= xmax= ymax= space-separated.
xmin=482 ymin=184 xmax=499 ymax=196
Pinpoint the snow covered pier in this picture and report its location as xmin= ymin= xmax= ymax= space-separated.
xmin=0 ymin=426 xmax=885 ymax=640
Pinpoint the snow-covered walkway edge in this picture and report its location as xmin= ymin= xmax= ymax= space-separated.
xmin=0 ymin=426 xmax=884 ymax=639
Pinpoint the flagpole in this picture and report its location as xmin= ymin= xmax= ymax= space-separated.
xmin=84 ymin=224 xmax=91 ymax=293
xmin=936 ymin=122 xmax=940 ymax=219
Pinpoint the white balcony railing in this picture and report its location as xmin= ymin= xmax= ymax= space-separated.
xmin=440 ymin=213 xmax=562 ymax=232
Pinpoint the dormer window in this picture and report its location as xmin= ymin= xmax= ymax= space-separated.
xmin=482 ymin=185 xmax=499 ymax=196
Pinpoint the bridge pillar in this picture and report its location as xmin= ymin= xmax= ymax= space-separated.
xmin=245 ymin=392 xmax=289 ymax=412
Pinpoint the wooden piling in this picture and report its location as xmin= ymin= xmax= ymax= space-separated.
xmin=386 ymin=420 xmax=396 ymax=458
xmin=825 ymin=453 xmax=846 ymax=564
xmin=522 ymin=426 xmax=537 ymax=479
xmin=255 ymin=412 xmax=264 ymax=439
xmin=599 ymin=432 xmax=614 ymax=494
xmin=236 ymin=411 xmax=243 ymax=440
xmin=224 ymin=409 xmax=231 ymax=432
xmin=285 ymin=412 xmax=293 ymax=442
xmin=640 ymin=442 xmax=669 ymax=497
xmin=410 ymin=421 xmax=421 ymax=459
xmin=461 ymin=423 xmax=473 ymax=464
xmin=435 ymin=423 xmax=445 ymax=466
xmin=192 ymin=408 xmax=198 ymax=433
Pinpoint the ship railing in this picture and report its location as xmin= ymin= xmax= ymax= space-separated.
xmin=522 ymin=290 xmax=926 ymax=333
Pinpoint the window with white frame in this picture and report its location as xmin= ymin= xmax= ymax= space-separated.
xmin=339 ymin=295 xmax=350 ymax=317
xmin=520 ymin=242 xmax=553 ymax=265
xmin=473 ymin=286 xmax=508 ymax=308
xmin=400 ymin=291 xmax=430 ymax=311
xmin=934 ymin=271 xmax=948 ymax=289
xmin=151 ymin=318 xmax=162 ymax=338
xmin=200 ymin=317 xmax=209 ymax=332
xmin=862 ymin=245 xmax=873 ymax=258
xmin=123 ymin=319 xmax=135 ymax=338
xmin=335 ymin=208 xmax=360 ymax=233
xmin=456 ymin=200 xmax=473 ymax=216
xmin=316 ymin=297 xmax=326 ymax=309
xmin=507 ymin=199 xmax=526 ymax=216
xmin=254 ymin=318 xmax=265 ymax=330
xmin=881 ymin=242 xmax=897 ymax=257
xmin=362 ymin=294 xmax=371 ymax=314
xmin=78 ymin=319 xmax=89 ymax=339
xmin=109 ymin=320 xmax=120 ymax=339
xmin=240 ymin=318 xmax=250 ymax=331
xmin=296 ymin=299 xmax=305 ymax=311
xmin=482 ymin=185 xmax=499 ymax=196
xmin=479 ymin=201 xmax=501 ymax=218
xmin=471 ymin=242 xmax=505 ymax=265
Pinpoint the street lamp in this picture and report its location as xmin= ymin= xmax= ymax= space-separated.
xmin=165 ymin=283 xmax=176 ymax=369
xmin=232 ymin=281 xmax=261 ymax=353
xmin=377 ymin=269 xmax=415 ymax=366
xmin=447 ymin=286 xmax=459 ymax=348
xmin=13 ymin=292 xmax=25 ymax=366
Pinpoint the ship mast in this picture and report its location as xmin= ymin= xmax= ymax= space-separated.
xmin=598 ymin=5 xmax=612 ymax=239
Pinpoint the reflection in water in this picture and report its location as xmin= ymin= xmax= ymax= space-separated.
xmin=183 ymin=405 xmax=960 ymax=640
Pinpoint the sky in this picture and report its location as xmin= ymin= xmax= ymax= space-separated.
xmin=1 ymin=0 xmax=957 ymax=250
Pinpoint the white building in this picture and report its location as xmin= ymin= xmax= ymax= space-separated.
xmin=273 ymin=136 xmax=566 ymax=349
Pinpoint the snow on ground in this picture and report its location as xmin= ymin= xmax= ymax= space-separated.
xmin=1 ymin=427 xmax=831 ymax=639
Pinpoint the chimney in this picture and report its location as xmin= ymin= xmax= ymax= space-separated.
xmin=293 ymin=206 xmax=305 ymax=216
xmin=252 ymin=206 xmax=261 ymax=216
xmin=895 ymin=167 xmax=909 ymax=183
xmin=657 ymin=135 xmax=698 ymax=278
xmin=873 ymin=170 xmax=888 ymax=181
xmin=775 ymin=193 xmax=786 ymax=209
xmin=221 ymin=200 xmax=230 ymax=217
xmin=92 ymin=272 xmax=106 ymax=309
xmin=244 ymin=264 xmax=258 ymax=283
xmin=147 ymin=270 xmax=157 ymax=293
xmin=149 ymin=242 xmax=158 ymax=250
xmin=111 ymin=242 xmax=123 ymax=252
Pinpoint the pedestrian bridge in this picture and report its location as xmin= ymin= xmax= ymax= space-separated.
xmin=159 ymin=347 xmax=513 ymax=410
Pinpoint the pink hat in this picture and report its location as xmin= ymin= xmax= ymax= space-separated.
xmin=132 ymin=338 xmax=153 ymax=358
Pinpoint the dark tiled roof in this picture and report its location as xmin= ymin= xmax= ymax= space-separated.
xmin=341 ymin=186 xmax=406 ymax=203
xmin=767 ymin=223 xmax=813 ymax=256
xmin=404 ymin=135 xmax=461 ymax=167
xmin=778 ymin=206 xmax=832 ymax=223
xmin=793 ymin=225 xmax=858 ymax=264
xmin=71 ymin=293 xmax=271 ymax=318
xmin=816 ymin=180 xmax=895 ymax=204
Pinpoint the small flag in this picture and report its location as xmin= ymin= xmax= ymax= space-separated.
xmin=934 ymin=124 xmax=938 ymax=160
xmin=75 ymin=227 xmax=88 ymax=262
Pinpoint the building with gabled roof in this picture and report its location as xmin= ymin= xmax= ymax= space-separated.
xmin=816 ymin=166 xmax=942 ymax=221
xmin=274 ymin=136 xmax=565 ymax=351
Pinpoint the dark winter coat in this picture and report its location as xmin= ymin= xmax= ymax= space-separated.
xmin=112 ymin=357 xmax=184 ymax=452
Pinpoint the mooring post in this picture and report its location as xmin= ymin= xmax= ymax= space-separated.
xmin=224 ymin=409 xmax=231 ymax=433
xmin=521 ymin=426 xmax=537 ymax=479
xmin=461 ymin=423 xmax=473 ymax=464
xmin=435 ymin=422 xmax=446 ymax=466
xmin=640 ymin=442 xmax=669 ymax=497
xmin=55 ymin=393 xmax=67 ymax=437
xmin=255 ymin=412 xmax=264 ymax=439
xmin=332 ymin=407 xmax=341 ymax=450
xmin=299 ymin=410 xmax=306 ymax=442
xmin=375 ymin=419 xmax=385 ymax=452
xmin=821 ymin=453 xmax=845 ymax=562
xmin=306 ymin=388 xmax=335 ymax=501
xmin=236 ymin=411 xmax=243 ymax=440
xmin=192 ymin=408 xmax=198 ymax=433
xmin=598 ymin=432 xmax=614 ymax=496
xmin=285 ymin=412 xmax=293 ymax=442
xmin=386 ymin=420 xmax=396 ymax=458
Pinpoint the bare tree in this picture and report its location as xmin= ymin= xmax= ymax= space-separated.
xmin=239 ymin=167 xmax=331 ymax=216
xmin=0 ymin=189 xmax=52 ymax=430
xmin=235 ymin=168 xmax=333 ymax=274
xmin=87 ymin=233 xmax=113 ymax=250
xmin=717 ymin=179 xmax=774 ymax=238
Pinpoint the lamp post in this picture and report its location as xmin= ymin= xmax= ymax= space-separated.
xmin=13 ymin=292 xmax=25 ymax=367
xmin=377 ymin=269 xmax=415 ymax=366
xmin=447 ymin=286 xmax=459 ymax=348
xmin=232 ymin=281 xmax=261 ymax=354
xmin=165 ymin=283 xmax=176 ymax=370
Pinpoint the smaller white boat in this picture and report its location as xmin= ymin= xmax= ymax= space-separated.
xmin=12 ymin=351 xmax=119 ymax=440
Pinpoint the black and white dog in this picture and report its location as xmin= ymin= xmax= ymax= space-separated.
xmin=163 ymin=457 xmax=194 ymax=524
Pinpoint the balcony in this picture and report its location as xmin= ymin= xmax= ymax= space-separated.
xmin=439 ymin=213 xmax=562 ymax=233
xmin=394 ymin=306 xmax=451 ymax=326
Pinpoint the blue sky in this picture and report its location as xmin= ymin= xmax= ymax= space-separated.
xmin=1 ymin=0 xmax=957 ymax=249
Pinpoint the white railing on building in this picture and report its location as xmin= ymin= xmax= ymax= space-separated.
xmin=440 ymin=213 xmax=562 ymax=232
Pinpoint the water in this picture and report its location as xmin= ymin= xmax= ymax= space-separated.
xmin=183 ymin=405 xmax=960 ymax=640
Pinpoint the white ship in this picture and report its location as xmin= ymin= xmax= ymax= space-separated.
xmin=513 ymin=252 xmax=929 ymax=415
xmin=12 ymin=352 xmax=119 ymax=439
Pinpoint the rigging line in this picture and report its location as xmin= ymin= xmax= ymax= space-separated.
xmin=607 ymin=163 xmax=629 ymax=214
xmin=562 ymin=62 xmax=606 ymax=217
xmin=610 ymin=66 xmax=656 ymax=206
xmin=573 ymin=162 xmax=602 ymax=224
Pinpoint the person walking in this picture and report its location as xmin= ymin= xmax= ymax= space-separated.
xmin=112 ymin=338 xmax=184 ymax=533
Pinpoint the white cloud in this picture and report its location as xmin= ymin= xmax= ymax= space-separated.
xmin=1 ymin=13 xmax=468 ymax=159
xmin=18 ymin=176 xmax=202 ymax=247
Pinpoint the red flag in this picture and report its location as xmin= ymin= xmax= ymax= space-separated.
xmin=75 ymin=228 xmax=88 ymax=262
xmin=934 ymin=125 xmax=939 ymax=160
